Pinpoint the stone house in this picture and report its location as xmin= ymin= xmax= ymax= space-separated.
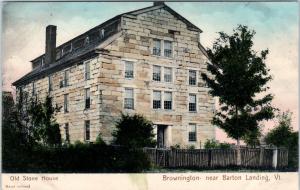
xmin=13 ymin=2 xmax=215 ymax=148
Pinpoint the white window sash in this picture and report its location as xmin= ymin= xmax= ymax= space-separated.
xmin=164 ymin=92 xmax=172 ymax=101
xmin=153 ymin=91 xmax=161 ymax=101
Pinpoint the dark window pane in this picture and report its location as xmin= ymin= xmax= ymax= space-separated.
xmin=85 ymin=121 xmax=90 ymax=141
xmin=153 ymin=39 xmax=161 ymax=56
xmin=65 ymin=123 xmax=70 ymax=143
xmin=164 ymin=101 xmax=172 ymax=110
xmin=153 ymin=100 xmax=161 ymax=109
xmin=125 ymin=61 xmax=134 ymax=79
xmin=188 ymin=132 xmax=196 ymax=142
xmin=124 ymin=98 xmax=134 ymax=109
xmin=85 ymin=62 xmax=90 ymax=80
xmin=64 ymin=94 xmax=68 ymax=112
xmin=85 ymin=98 xmax=90 ymax=109
xmin=153 ymin=66 xmax=161 ymax=81
xmin=189 ymin=103 xmax=196 ymax=112
xmin=189 ymin=70 xmax=197 ymax=85
xmin=164 ymin=41 xmax=172 ymax=57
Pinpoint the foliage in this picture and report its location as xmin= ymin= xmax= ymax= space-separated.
xmin=201 ymin=25 xmax=275 ymax=143
xmin=242 ymin=127 xmax=262 ymax=147
xmin=3 ymin=94 xmax=152 ymax=172
xmin=95 ymin=134 xmax=106 ymax=145
xmin=264 ymin=111 xmax=298 ymax=168
xmin=27 ymin=96 xmax=62 ymax=146
xmin=187 ymin=145 xmax=195 ymax=150
xmin=3 ymin=144 xmax=151 ymax=173
xmin=204 ymin=139 xmax=231 ymax=149
xmin=112 ymin=114 xmax=156 ymax=148
xmin=2 ymin=92 xmax=34 ymax=171
xmin=170 ymin=144 xmax=181 ymax=150
xmin=265 ymin=111 xmax=293 ymax=147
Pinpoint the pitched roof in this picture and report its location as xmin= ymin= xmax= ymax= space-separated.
xmin=123 ymin=3 xmax=202 ymax=32
xmin=13 ymin=2 xmax=204 ymax=86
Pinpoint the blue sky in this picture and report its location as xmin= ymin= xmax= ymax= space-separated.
xmin=2 ymin=2 xmax=298 ymax=141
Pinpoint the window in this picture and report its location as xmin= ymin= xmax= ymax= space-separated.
xmin=62 ymin=44 xmax=72 ymax=56
xmin=85 ymin=36 xmax=90 ymax=45
xmin=189 ymin=94 xmax=197 ymax=112
xmin=64 ymin=94 xmax=69 ymax=113
xmin=153 ymin=65 xmax=161 ymax=81
xmin=164 ymin=92 xmax=172 ymax=110
xmin=100 ymin=29 xmax=105 ymax=39
xmin=124 ymin=88 xmax=134 ymax=109
xmin=189 ymin=70 xmax=197 ymax=85
xmin=85 ymin=61 xmax=90 ymax=80
xmin=65 ymin=123 xmax=70 ymax=143
xmin=153 ymin=39 xmax=161 ymax=56
xmin=153 ymin=91 xmax=161 ymax=109
xmin=85 ymin=88 xmax=90 ymax=109
xmin=164 ymin=41 xmax=172 ymax=57
xmin=32 ymin=82 xmax=36 ymax=96
xmin=164 ymin=67 xmax=172 ymax=82
xmin=188 ymin=124 xmax=197 ymax=142
xmin=64 ymin=70 xmax=69 ymax=86
xmin=85 ymin=120 xmax=90 ymax=141
xmin=73 ymin=38 xmax=85 ymax=50
xmin=48 ymin=76 xmax=53 ymax=92
xmin=125 ymin=61 xmax=134 ymax=79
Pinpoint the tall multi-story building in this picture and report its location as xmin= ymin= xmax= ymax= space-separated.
xmin=13 ymin=2 xmax=215 ymax=148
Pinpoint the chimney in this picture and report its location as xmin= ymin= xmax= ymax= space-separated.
xmin=153 ymin=1 xmax=165 ymax=6
xmin=45 ymin=25 xmax=57 ymax=66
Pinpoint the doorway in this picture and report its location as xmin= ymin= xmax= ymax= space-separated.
xmin=157 ymin=125 xmax=167 ymax=148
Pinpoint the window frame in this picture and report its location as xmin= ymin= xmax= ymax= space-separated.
xmin=124 ymin=88 xmax=134 ymax=110
xmin=152 ymin=39 xmax=161 ymax=56
xmin=188 ymin=123 xmax=197 ymax=142
xmin=48 ymin=75 xmax=53 ymax=92
xmin=124 ymin=61 xmax=134 ymax=79
xmin=153 ymin=65 xmax=162 ymax=82
xmin=163 ymin=91 xmax=172 ymax=110
xmin=84 ymin=61 xmax=91 ymax=80
xmin=152 ymin=39 xmax=173 ymax=58
xmin=85 ymin=88 xmax=91 ymax=109
xmin=189 ymin=70 xmax=197 ymax=86
xmin=164 ymin=40 xmax=173 ymax=57
xmin=188 ymin=94 xmax=197 ymax=112
xmin=64 ymin=69 xmax=69 ymax=87
xmin=65 ymin=123 xmax=70 ymax=143
xmin=84 ymin=120 xmax=90 ymax=142
xmin=153 ymin=90 xmax=162 ymax=109
xmin=164 ymin=67 xmax=173 ymax=83
xmin=64 ymin=94 xmax=69 ymax=113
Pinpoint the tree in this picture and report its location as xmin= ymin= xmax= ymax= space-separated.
xmin=201 ymin=25 xmax=275 ymax=164
xmin=27 ymin=95 xmax=62 ymax=147
xmin=265 ymin=111 xmax=293 ymax=146
xmin=242 ymin=126 xmax=262 ymax=147
xmin=2 ymin=91 xmax=36 ymax=171
xmin=265 ymin=111 xmax=298 ymax=168
xmin=112 ymin=114 xmax=156 ymax=148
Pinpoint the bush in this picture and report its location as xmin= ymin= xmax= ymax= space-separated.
xmin=265 ymin=111 xmax=298 ymax=169
xmin=113 ymin=114 xmax=156 ymax=148
xmin=187 ymin=145 xmax=195 ymax=150
xmin=204 ymin=139 xmax=230 ymax=149
xmin=170 ymin=144 xmax=180 ymax=150
xmin=3 ymin=143 xmax=151 ymax=173
xmin=95 ymin=134 xmax=106 ymax=145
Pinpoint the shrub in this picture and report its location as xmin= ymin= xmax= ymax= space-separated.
xmin=204 ymin=139 xmax=230 ymax=149
xmin=112 ymin=113 xmax=156 ymax=148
